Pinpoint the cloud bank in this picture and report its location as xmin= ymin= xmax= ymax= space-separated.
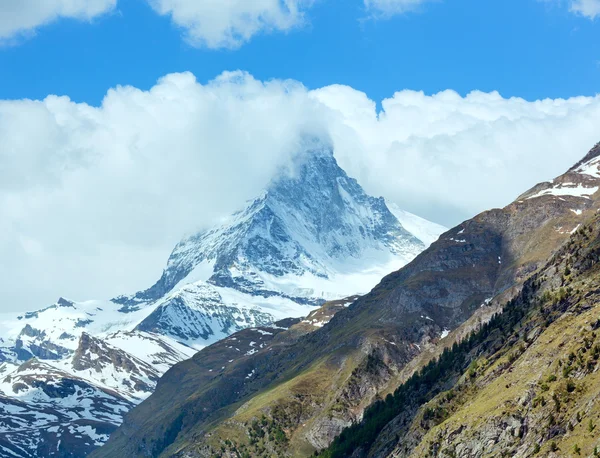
xmin=0 ymin=0 xmax=116 ymax=42
xmin=1 ymin=71 xmax=599 ymax=311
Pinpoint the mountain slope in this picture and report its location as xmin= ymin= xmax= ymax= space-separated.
xmin=322 ymin=194 xmax=600 ymax=458
xmin=92 ymin=142 xmax=600 ymax=458
xmin=0 ymin=358 xmax=134 ymax=458
xmin=0 ymin=145 xmax=440 ymax=457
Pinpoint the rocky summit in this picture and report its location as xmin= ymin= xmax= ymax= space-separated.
xmin=119 ymin=146 xmax=431 ymax=309
xmin=93 ymin=142 xmax=600 ymax=458
xmin=0 ymin=145 xmax=442 ymax=457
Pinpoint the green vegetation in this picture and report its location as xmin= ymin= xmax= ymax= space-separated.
xmin=317 ymin=276 xmax=540 ymax=458
xmin=319 ymin=218 xmax=600 ymax=458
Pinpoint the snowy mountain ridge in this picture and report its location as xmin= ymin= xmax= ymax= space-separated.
xmin=120 ymin=147 xmax=432 ymax=309
xmin=0 ymin=145 xmax=446 ymax=457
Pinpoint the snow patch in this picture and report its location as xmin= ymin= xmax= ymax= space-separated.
xmin=527 ymin=183 xmax=599 ymax=200
xmin=386 ymin=201 xmax=447 ymax=247
xmin=575 ymin=156 xmax=600 ymax=179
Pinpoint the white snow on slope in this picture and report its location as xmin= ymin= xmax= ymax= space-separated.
xmin=386 ymin=201 xmax=447 ymax=247
xmin=527 ymin=183 xmax=599 ymax=200
xmin=575 ymin=156 xmax=600 ymax=179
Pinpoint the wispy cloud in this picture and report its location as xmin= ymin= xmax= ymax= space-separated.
xmin=540 ymin=0 xmax=600 ymax=19
xmin=0 ymin=0 xmax=315 ymax=49
xmin=363 ymin=0 xmax=437 ymax=17
xmin=570 ymin=0 xmax=600 ymax=19
xmin=0 ymin=0 xmax=116 ymax=43
xmin=147 ymin=0 xmax=314 ymax=49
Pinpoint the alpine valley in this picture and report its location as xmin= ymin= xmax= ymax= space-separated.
xmin=91 ymin=142 xmax=600 ymax=458
xmin=0 ymin=146 xmax=445 ymax=458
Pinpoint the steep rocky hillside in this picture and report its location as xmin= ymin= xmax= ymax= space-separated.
xmin=93 ymin=143 xmax=600 ymax=458
xmin=322 ymin=200 xmax=600 ymax=458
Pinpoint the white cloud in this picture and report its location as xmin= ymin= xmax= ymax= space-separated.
xmin=541 ymin=0 xmax=600 ymax=19
xmin=0 ymin=0 xmax=116 ymax=42
xmin=313 ymin=86 xmax=600 ymax=226
xmin=364 ymin=0 xmax=436 ymax=16
xmin=1 ymin=71 xmax=600 ymax=311
xmin=0 ymin=71 xmax=327 ymax=310
xmin=147 ymin=0 xmax=313 ymax=49
xmin=570 ymin=0 xmax=600 ymax=18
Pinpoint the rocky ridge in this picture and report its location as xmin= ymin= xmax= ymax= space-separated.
xmin=323 ymin=188 xmax=600 ymax=458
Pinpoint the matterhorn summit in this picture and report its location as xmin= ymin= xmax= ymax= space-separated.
xmin=121 ymin=146 xmax=433 ymax=310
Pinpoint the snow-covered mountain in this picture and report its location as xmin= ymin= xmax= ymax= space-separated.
xmin=0 ymin=146 xmax=445 ymax=457
xmin=118 ymin=147 xmax=436 ymax=310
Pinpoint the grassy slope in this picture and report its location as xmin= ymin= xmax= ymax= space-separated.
xmin=321 ymin=213 xmax=600 ymax=458
xmin=406 ymin=223 xmax=600 ymax=458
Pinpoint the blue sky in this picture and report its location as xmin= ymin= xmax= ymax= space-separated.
xmin=1 ymin=0 xmax=599 ymax=106
xmin=2 ymin=0 xmax=600 ymax=310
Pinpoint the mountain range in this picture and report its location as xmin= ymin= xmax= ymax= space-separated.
xmin=91 ymin=142 xmax=600 ymax=458
xmin=0 ymin=146 xmax=444 ymax=458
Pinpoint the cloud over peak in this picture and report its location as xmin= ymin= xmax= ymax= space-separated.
xmin=2 ymin=71 xmax=600 ymax=311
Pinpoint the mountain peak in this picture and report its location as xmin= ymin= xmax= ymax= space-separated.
xmin=263 ymin=145 xmax=416 ymax=257
xmin=568 ymin=141 xmax=600 ymax=173
xmin=265 ymin=145 xmax=352 ymax=211
xmin=56 ymin=297 xmax=75 ymax=308
xmin=175 ymin=147 xmax=425 ymax=301
xmin=518 ymin=140 xmax=600 ymax=202
xmin=121 ymin=145 xmax=432 ymax=307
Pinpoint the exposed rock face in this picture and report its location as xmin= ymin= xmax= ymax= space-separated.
xmin=72 ymin=333 xmax=160 ymax=395
xmin=356 ymin=213 xmax=600 ymax=458
xmin=0 ymin=331 xmax=195 ymax=457
xmin=135 ymin=284 xmax=273 ymax=341
xmin=93 ymin=144 xmax=600 ymax=458
xmin=15 ymin=324 xmax=71 ymax=361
